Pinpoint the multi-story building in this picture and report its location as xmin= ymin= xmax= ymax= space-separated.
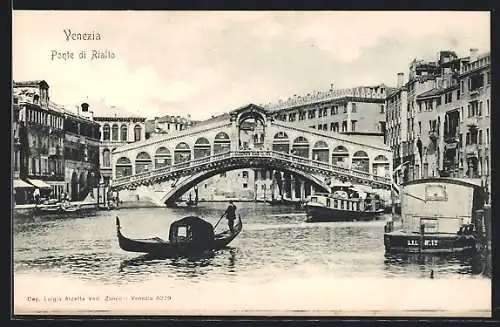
xmin=265 ymin=84 xmax=390 ymax=137
xmin=92 ymin=104 xmax=147 ymax=187
xmin=145 ymin=114 xmax=197 ymax=139
xmin=385 ymin=49 xmax=491 ymax=200
xmin=63 ymin=103 xmax=101 ymax=201
xmin=13 ymin=80 xmax=66 ymax=201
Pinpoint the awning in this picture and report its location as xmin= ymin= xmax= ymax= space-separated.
xmin=13 ymin=179 xmax=34 ymax=189
xmin=27 ymin=179 xmax=52 ymax=189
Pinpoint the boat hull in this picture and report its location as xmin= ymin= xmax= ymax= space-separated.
xmin=384 ymin=232 xmax=477 ymax=254
xmin=305 ymin=205 xmax=383 ymax=222
xmin=116 ymin=217 xmax=243 ymax=257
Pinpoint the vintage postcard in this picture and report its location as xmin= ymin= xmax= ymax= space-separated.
xmin=12 ymin=10 xmax=492 ymax=316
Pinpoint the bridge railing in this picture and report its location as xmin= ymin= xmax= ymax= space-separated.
xmin=112 ymin=149 xmax=391 ymax=187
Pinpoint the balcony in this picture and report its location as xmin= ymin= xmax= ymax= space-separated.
xmin=469 ymin=89 xmax=479 ymax=97
xmin=464 ymin=116 xmax=479 ymax=129
xmin=48 ymin=146 xmax=62 ymax=156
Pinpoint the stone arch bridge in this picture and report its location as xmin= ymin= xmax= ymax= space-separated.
xmin=110 ymin=104 xmax=392 ymax=206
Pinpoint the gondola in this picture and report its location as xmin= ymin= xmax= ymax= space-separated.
xmin=116 ymin=215 xmax=243 ymax=257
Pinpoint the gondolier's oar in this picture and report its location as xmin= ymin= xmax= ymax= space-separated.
xmin=214 ymin=212 xmax=226 ymax=229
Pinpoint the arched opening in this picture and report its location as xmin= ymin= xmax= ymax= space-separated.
xmin=372 ymin=154 xmax=389 ymax=177
xmin=102 ymin=148 xmax=111 ymax=167
xmin=116 ymin=157 xmax=132 ymax=178
xmin=70 ymin=171 xmax=78 ymax=201
xmin=120 ymin=124 xmax=128 ymax=142
xmin=312 ymin=140 xmax=329 ymax=162
xmin=352 ymin=150 xmax=370 ymax=173
xmin=292 ymin=136 xmax=309 ymax=158
xmin=238 ymin=112 xmax=266 ymax=150
xmin=214 ymin=132 xmax=230 ymax=154
xmin=194 ymin=137 xmax=211 ymax=159
xmin=155 ymin=147 xmax=172 ymax=169
xmin=134 ymin=124 xmax=142 ymax=142
xmin=79 ymin=171 xmax=87 ymax=200
xmin=174 ymin=142 xmax=191 ymax=163
xmin=332 ymin=145 xmax=349 ymax=168
xmin=102 ymin=124 xmax=110 ymax=141
xmin=135 ymin=152 xmax=152 ymax=174
xmin=112 ymin=124 xmax=119 ymax=141
xmin=272 ymin=131 xmax=290 ymax=153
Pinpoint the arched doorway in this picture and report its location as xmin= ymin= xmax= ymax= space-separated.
xmin=292 ymin=136 xmax=310 ymax=158
xmin=174 ymin=142 xmax=191 ymax=164
xmin=238 ymin=111 xmax=266 ymax=150
xmin=194 ymin=137 xmax=211 ymax=159
xmin=213 ymin=132 xmax=230 ymax=154
xmin=135 ymin=152 xmax=152 ymax=174
xmin=272 ymin=132 xmax=290 ymax=153
xmin=372 ymin=155 xmax=389 ymax=177
xmin=71 ymin=171 xmax=78 ymax=201
xmin=116 ymin=157 xmax=133 ymax=178
xmin=352 ymin=150 xmax=370 ymax=172
xmin=312 ymin=140 xmax=329 ymax=162
xmin=154 ymin=147 xmax=172 ymax=169
xmin=332 ymin=145 xmax=349 ymax=167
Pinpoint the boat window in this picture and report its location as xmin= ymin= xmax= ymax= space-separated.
xmin=425 ymin=184 xmax=448 ymax=201
xmin=311 ymin=197 xmax=317 ymax=203
xmin=326 ymin=198 xmax=331 ymax=207
xmin=334 ymin=200 xmax=338 ymax=208
xmin=340 ymin=201 xmax=345 ymax=209
xmin=421 ymin=218 xmax=439 ymax=233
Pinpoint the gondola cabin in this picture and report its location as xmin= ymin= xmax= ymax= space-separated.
xmin=168 ymin=216 xmax=215 ymax=250
xmin=384 ymin=178 xmax=486 ymax=254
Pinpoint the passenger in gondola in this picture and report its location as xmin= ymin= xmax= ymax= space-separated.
xmin=225 ymin=201 xmax=237 ymax=234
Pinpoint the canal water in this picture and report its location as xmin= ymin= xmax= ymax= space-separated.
xmin=13 ymin=202 xmax=491 ymax=315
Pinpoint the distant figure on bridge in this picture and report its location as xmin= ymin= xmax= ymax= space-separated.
xmin=225 ymin=201 xmax=237 ymax=234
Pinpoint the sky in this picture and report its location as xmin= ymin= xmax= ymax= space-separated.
xmin=12 ymin=11 xmax=490 ymax=121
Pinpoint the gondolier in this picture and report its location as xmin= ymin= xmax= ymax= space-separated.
xmin=225 ymin=201 xmax=237 ymax=233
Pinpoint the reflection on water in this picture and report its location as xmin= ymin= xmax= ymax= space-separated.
xmin=13 ymin=203 xmax=489 ymax=285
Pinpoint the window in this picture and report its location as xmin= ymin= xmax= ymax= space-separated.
xmin=318 ymin=124 xmax=323 ymax=130
xmin=351 ymin=120 xmax=357 ymax=132
xmin=134 ymin=125 xmax=142 ymax=141
xmin=330 ymin=122 xmax=335 ymax=131
xmin=457 ymin=90 xmax=460 ymax=100
xmin=419 ymin=122 xmax=422 ymax=135
xmin=112 ymin=124 xmax=119 ymax=141
xmin=479 ymin=130 xmax=483 ymax=144
xmin=103 ymin=149 xmax=111 ymax=167
xmin=460 ymin=80 xmax=464 ymax=94
xmin=103 ymin=124 xmax=110 ymax=141
xmin=479 ymin=102 xmax=482 ymax=116
xmin=341 ymin=121 xmax=347 ymax=132
xmin=486 ymin=71 xmax=491 ymax=84
xmin=352 ymin=103 xmax=357 ymax=113
xmin=120 ymin=125 xmax=128 ymax=141
xmin=487 ymin=99 xmax=490 ymax=116
xmin=242 ymin=171 xmax=248 ymax=178
xmin=380 ymin=105 xmax=385 ymax=113
xmin=343 ymin=104 xmax=347 ymax=113
xmin=418 ymin=103 xmax=422 ymax=112
xmin=486 ymin=128 xmax=489 ymax=144
xmin=243 ymin=183 xmax=248 ymax=189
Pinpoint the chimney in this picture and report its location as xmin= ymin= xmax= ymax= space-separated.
xmin=470 ymin=48 xmax=479 ymax=61
xmin=397 ymin=72 xmax=404 ymax=88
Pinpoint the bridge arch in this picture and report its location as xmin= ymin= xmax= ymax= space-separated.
xmin=331 ymin=145 xmax=349 ymax=167
xmin=194 ymin=137 xmax=211 ymax=159
xmin=161 ymin=162 xmax=330 ymax=206
xmin=272 ymin=131 xmax=290 ymax=153
xmin=135 ymin=151 xmax=152 ymax=174
xmin=174 ymin=142 xmax=191 ymax=163
xmin=214 ymin=132 xmax=230 ymax=154
xmin=352 ymin=150 xmax=370 ymax=173
xmin=292 ymin=136 xmax=310 ymax=158
xmin=155 ymin=147 xmax=172 ymax=169
xmin=116 ymin=157 xmax=133 ymax=178
xmin=312 ymin=140 xmax=329 ymax=162
xmin=372 ymin=154 xmax=390 ymax=177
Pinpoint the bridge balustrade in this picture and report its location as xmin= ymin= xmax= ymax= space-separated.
xmin=111 ymin=149 xmax=391 ymax=189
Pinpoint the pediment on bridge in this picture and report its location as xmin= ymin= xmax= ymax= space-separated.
xmin=229 ymin=103 xmax=272 ymax=122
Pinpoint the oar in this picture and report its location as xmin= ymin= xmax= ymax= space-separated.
xmin=214 ymin=212 xmax=226 ymax=229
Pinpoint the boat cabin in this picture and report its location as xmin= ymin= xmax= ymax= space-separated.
xmin=398 ymin=178 xmax=486 ymax=235
xmin=168 ymin=216 xmax=215 ymax=246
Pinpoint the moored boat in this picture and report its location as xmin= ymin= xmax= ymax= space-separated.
xmin=304 ymin=184 xmax=384 ymax=222
xmin=384 ymin=178 xmax=487 ymax=254
xmin=116 ymin=215 xmax=243 ymax=257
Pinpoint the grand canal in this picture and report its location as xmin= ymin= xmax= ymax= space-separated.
xmin=13 ymin=202 xmax=491 ymax=315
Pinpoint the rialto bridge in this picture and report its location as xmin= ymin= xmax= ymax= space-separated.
xmin=110 ymin=104 xmax=393 ymax=206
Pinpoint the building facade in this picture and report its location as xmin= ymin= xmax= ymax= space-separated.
xmin=384 ymin=49 xmax=491 ymax=199
xmin=145 ymin=114 xmax=197 ymax=139
xmin=13 ymin=80 xmax=66 ymax=201
xmin=93 ymin=110 xmax=147 ymax=186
